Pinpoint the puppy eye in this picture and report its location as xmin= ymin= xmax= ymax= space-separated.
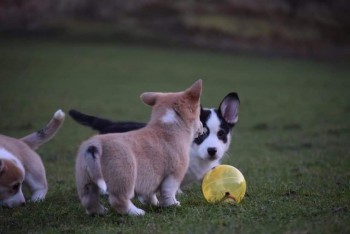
xmin=12 ymin=183 xmax=20 ymax=191
xmin=217 ymin=130 xmax=225 ymax=137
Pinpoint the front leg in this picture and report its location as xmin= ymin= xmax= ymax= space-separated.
xmin=159 ymin=176 xmax=181 ymax=207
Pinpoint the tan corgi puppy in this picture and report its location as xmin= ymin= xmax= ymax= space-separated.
xmin=75 ymin=80 xmax=203 ymax=216
xmin=0 ymin=110 xmax=65 ymax=207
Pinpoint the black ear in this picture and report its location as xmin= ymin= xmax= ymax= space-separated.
xmin=219 ymin=92 xmax=240 ymax=124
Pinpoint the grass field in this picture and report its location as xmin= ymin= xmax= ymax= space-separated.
xmin=0 ymin=38 xmax=349 ymax=233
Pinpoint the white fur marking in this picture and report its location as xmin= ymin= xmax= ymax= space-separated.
xmin=97 ymin=179 xmax=107 ymax=195
xmin=0 ymin=148 xmax=25 ymax=175
xmin=127 ymin=201 xmax=146 ymax=216
xmin=1 ymin=189 xmax=26 ymax=207
xmin=161 ymin=109 xmax=177 ymax=124
xmin=54 ymin=109 xmax=65 ymax=120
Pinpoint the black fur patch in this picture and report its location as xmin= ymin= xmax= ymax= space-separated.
xmin=36 ymin=127 xmax=47 ymax=139
xmin=216 ymin=109 xmax=235 ymax=144
xmin=87 ymin=146 xmax=98 ymax=159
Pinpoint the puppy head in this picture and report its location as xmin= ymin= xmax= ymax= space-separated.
xmin=192 ymin=92 xmax=240 ymax=161
xmin=0 ymin=159 xmax=26 ymax=207
xmin=141 ymin=80 xmax=203 ymax=135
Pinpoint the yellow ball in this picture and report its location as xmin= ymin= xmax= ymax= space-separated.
xmin=202 ymin=165 xmax=246 ymax=204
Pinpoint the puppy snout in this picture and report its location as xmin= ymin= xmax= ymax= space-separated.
xmin=207 ymin=147 xmax=217 ymax=158
xmin=21 ymin=202 xmax=26 ymax=207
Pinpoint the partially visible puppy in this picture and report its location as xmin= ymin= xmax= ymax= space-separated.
xmin=0 ymin=110 xmax=65 ymax=208
xmin=70 ymin=92 xmax=240 ymax=190
xmin=182 ymin=93 xmax=239 ymax=188
xmin=75 ymin=80 xmax=203 ymax=216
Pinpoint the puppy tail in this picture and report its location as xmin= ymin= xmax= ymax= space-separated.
xmin=69 ymin=109 xmax=117 ymax=134
xmin=69 ymin=109 xmax=146 ymax=134
xmin=84 ymin=145 xmax=107 ymax=194
xmin=21 ymin=109 xmax=65 ymax=150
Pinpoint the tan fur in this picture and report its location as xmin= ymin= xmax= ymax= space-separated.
xmin=75 ymin=80 xmax=203 ymax=216
xmin=0 ymin=159 xmax=24 ymax=200
xmin=0 ymin=109 xmax=65 ymax=207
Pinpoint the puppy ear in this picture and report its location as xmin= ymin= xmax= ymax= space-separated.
xmin=140 ymin=92 xmax=158 ymax=106
xmin=185 ymin=79 xmax=202 ymax=101
xmin=219 ymin=92 xmax=240 ymax=124
xmin=0 ymin=160 xmax=7 ymax=176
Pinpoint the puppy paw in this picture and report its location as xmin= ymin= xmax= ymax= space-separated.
xmin=127 ymin=207 xmax=146 ymax=216
xmin=30 ymin=190 xmax=47 ymax=202
xmin=159 ymin=198 xmax=180 ymax=207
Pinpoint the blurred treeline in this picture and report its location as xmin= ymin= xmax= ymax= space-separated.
xmin=0 ymin=0 xmax=349 ymax=57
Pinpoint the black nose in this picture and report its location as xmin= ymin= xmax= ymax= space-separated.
xmin=21 ymin=202 xmax=26 ymax=207
xmin=207 ymin=147 xmax=217 ymax=157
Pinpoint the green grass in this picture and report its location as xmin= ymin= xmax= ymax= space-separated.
xmin=0 ymin=38 xmax=349 ymax=233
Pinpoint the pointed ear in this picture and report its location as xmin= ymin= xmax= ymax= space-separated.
xmin=219 ymin=92 xmax=240 ymax=124
xmin=140 ymin=92 xmax=158 ymax=106
xmin=185 ymin=79 xmax=202 ymax=101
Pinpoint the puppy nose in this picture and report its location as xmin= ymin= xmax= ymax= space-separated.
xmin=207 ymin=147 xmax=217 ymax=157
xmin=21 ymin=202 xmax=26 ymax=207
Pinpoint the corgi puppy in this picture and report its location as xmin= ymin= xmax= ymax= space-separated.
xmin=70 ymin=92 xmax=240 ymax=190
xmin=0 ymin=110 xmax=65 ymax=207
xmin=75 ymin=80 xmax=203 ymax=216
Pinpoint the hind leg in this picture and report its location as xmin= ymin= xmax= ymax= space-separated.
xmin=108 ymin=191 xmax=145 ymax=216
xmin=76 ymin=164 xmax=106 ymax=215
xmin=159 ymin=175 xmax=181 ymax=207
xmin=106 ymin=170 xmax=145 ymax=215
xmin=79 ymin=183 xmax=107 ymax=215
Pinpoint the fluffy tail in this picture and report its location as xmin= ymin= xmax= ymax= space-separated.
xmin=69 ymin=109 xmax=146 ymax=134
xmin=84 ymin=145 xmax=107 ymax=194
xmin=21 ymin=109 xmax=65 ymax=150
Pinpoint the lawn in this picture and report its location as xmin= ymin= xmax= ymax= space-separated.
xmin=0 ymin=38 xmax=349 ymax=233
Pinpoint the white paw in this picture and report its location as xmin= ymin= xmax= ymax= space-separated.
xmin=128 ymin=207 xmax=145 ymax=216
xmin=31 ymin=190 xmax=47 ymax=202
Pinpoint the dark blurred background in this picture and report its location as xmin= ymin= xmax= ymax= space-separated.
xmin=1 ymin=0 xmax=349 ymax=57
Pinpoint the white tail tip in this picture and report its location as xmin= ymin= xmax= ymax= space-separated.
xmin=54 ymin=109 xmax=65 ymax=120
